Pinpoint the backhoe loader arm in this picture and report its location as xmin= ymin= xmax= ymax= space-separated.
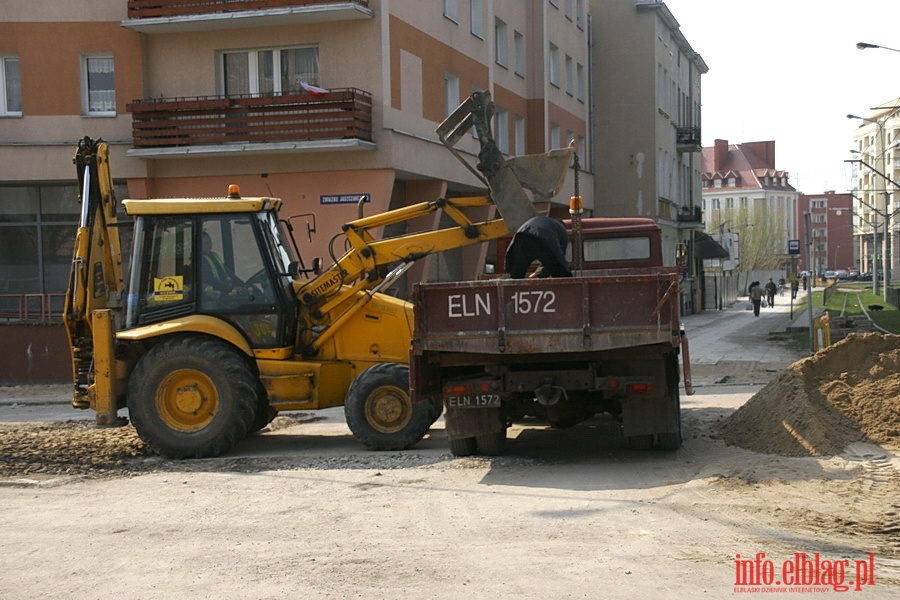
xmin=63 ymin=137 xmax=125 ymax=409
xmin=294 ymin=91 xmax=573 ymax=353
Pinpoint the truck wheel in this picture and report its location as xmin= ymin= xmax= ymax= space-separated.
xmin=127 ymin=336 xmax=257 ymax=459
xmin=475 ymin=431 xmax=506 ymax=456
xmin=657 ymin=354 xmax=683 ymax=450
xmin=344 ymin=363 xmax=432 ymax=450
xmin=449 ymin=436 xmax=477 ymax=457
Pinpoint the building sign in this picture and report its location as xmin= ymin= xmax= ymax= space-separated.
xmin=320 ymin=193 xmax=370 ymax=205
xmin=788 ymin=239 xmax=801 ymax=255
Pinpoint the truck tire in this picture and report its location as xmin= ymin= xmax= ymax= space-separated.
xmin=127 ymin=336 xmax=257 ymax=459
xmin=449 ymin=436 xmax=477 ymax=457
xmin=344 ymin=363 xmax=432 ymax=450
xmin=657 ymin=354 xmax=683 ymax=450
xmin=475 ymin=431 xmax=506 ymax=456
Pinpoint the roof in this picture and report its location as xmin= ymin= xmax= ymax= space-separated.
xmin=701 ymin=140 xmax=796 ymax=192
xmin=122 ymin=196 xmax=282 ymax=216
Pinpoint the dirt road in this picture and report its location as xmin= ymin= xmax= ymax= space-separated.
xmin=1 ymin=299 xmax=898 ymax=599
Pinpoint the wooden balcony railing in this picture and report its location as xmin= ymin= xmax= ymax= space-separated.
xmin=127 ymin=88 xmax=373 ymax=149
xmin=127 ymin=0 xmax=369 ymax=19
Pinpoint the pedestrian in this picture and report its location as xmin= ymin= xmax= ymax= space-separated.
xmin=790 ymin=277 xmax=799 ymax=300
xmin=749 ymin=281 xmax=763 ymax=317
xmin=778 ymin=277 xmax=786 ymax=296
xmin=764 ymin=278 xmax=777 ymax=308
xmin=802 ymin=274 xmax=808 ymax=291
xmin=505 ymin=215 xmax=573 ymax=279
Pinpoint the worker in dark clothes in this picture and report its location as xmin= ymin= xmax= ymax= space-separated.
xmin=505 ymin=215 xmax=573 ymax=279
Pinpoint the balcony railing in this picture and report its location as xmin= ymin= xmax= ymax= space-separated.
xmin=127 ymin=88 xmax=373 ymax=149
xmin=675 ymin=126 xmax=702 ymax=152
xmin=676 ymin=205 xmax=702 ymax=223
xmin=127 ymin=0 xmax=369 ymax=19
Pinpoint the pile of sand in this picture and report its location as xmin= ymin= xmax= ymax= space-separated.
xmin=721 ymin=333 xmax=900 ymax=456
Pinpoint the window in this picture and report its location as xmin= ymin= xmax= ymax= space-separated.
xmin=443 ymin=0 xmax=458 ymax=22
xmin=470 ymin=0 xmax=483 ymax=38
xmin=565 ymin=55 xmax=574 ymax=95
xmin=495 ymin=107 xmax=509 ymax=154
xmin=576 ymin=62 xmax=585 ymax=101
xmin=223 ymin=46 xmax=319 ymax=96
xmin=811 ymin=199 xmax=825 ymax=209
xmin=515 ymin=115 xmax=525 ymax=156
xmin=550 ymin=123 xmax=561 ymax=149
xmin=495 ymin=18 xmax=508 ymax=68
xmin=740 ymin=197 xmax=748 ymax=209
xmin=727 ymin=177 xmax=736 ymax=187
xmin=726 ymin=198 xmax=734 ymax=209
xmin=514 ymin=31 xmax=525 ymax=77
xmin=581 ymin=237 xmax=651 ymax=263
xmin=548 ymin=43 xmax=559 ymax=87
xmin=81 ymin=55 xmax=115 ymax=115
xmin=813 ymin=214 xmax=826 ymax=223
xmin=576 ymin=0 xmax=584 ymax=28
xmin=713 ymin=179 xmax=722 ymax=188
xmin=1 ymin=55 xmax=21 ymax=115
xmin=549 ymin=0 xmax=559 ymax=7
xmin=564 ymin=0 xmax=574 ymax=21
xmin=444 ymin=72 xmax=460 ymax=117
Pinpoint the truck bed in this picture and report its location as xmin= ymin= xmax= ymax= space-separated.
xmin=412 ymin=266 xmax=682 ymax=356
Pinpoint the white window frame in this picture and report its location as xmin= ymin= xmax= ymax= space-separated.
xmin=81 ymin=54 xmax=116 ymax=116
xmin=565 ymin=54 xmax=574 ymax=95
xmin=514 ymin=32 xmax=526 ymax=78
xmin=1 ymin=55 xmax=22 ymax=116
xmin=550 ymin=123 xmax=561 ymax=150
xmin=221 ymin=46 xmax=319 ymax=97
xmin=444 ymin=72 xmax=460 ymax=117
xmin=495 ymin=18 xmax=509 ymax=68
xmin=548 ymin=43 xmax=560 ymax=87
xmin=470 ymin=0 xmax=484 ymax=38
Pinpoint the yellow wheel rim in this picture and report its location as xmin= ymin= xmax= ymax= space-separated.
xmin=155 ymin=368 xmax=219 ymax=433
xmin=364 ymin=385 xmax=412 ymax=434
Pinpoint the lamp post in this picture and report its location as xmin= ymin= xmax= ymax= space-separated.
xmin=856 ymin=42 xmax=900 ymax=54
xmin=847 ymin=113 xmax=891 ymax=300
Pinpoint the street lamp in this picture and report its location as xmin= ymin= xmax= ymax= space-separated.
xmin=856 ymin=42 xmax=900 ymax=53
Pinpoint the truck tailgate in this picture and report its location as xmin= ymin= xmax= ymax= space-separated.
xmin=413 ymin=267 xmax=682 ymax=355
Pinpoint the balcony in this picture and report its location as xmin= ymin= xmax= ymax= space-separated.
xmin=126 ymin=88 xmax=375 ymax=158
xmin=675 ymin=126 xmax=702 ymax=152
xmin=123 ymin=0 xmax=373 ymax=33
xmin=677 ymin=205 xmax=702 ymax=223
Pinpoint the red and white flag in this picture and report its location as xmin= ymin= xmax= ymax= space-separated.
xmin=299 ymin=81 xmax=329 ymax=98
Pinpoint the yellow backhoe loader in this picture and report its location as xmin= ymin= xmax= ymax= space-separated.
xmin=63 ymin=91 xmax=573 ymax=458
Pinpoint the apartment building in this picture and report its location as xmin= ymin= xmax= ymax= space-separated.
xmin=0 ymin=0 xmax=592 ymax=313
xmin=847 ymin=100 xmax=899 ymax=282
xmin=590 ymin=0 xmax=708 ymax=314
xmin=796 ymin=191 xmax=854 ymax=276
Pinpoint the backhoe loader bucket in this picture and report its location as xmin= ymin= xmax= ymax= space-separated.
xmin=437 ymin=91 xmax=573 ymax=231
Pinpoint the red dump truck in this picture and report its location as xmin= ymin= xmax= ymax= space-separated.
xmin=409 ymin=217 xmax=693 ymax=456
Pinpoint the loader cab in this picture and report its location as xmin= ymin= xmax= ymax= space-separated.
xmin=122 ymin=197 xmax=298 ymax=349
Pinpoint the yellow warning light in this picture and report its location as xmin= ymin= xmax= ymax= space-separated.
xmin=569 ymin=195 xmax=583 ymax=215
xmin=227 ymin=184 xmax=241 ymax=199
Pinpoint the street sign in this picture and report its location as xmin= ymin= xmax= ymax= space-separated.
xmin=788 ymin=239 xmax=801 ymax=254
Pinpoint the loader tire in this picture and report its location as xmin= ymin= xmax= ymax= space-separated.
xmin=344 ymin=363 xmax=432 ymax=450
xmin=127 ymin=336 xmax=257 ymax=459
xmin=247 ymin=384 xmax=278 ymax=435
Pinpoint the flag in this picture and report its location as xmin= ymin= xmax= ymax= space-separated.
xmin=299 ymin=81 xmax=329 ymax=98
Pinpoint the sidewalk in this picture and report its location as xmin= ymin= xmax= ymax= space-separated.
xmin=681 ymin=288 xmax=816 ymax=371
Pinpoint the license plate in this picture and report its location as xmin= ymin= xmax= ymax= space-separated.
xmin=445 ymin=394 xmax=501 ymax=408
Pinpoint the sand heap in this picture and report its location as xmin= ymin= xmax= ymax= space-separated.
xmin=721 ymin=333 xmax=900 ymax=457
